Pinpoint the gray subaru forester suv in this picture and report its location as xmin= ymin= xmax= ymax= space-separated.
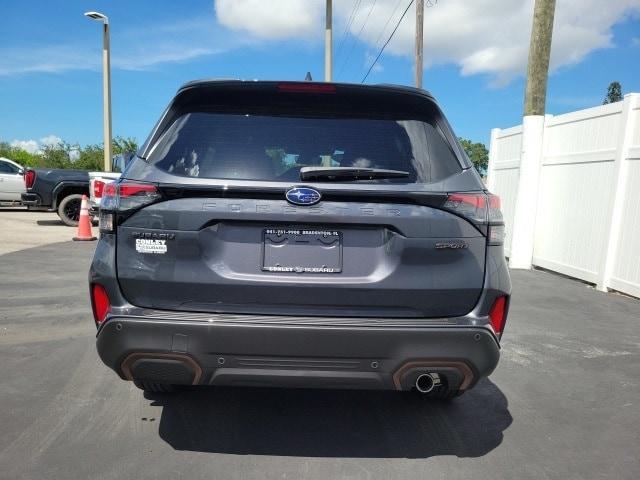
xmin=89 ymin=80 xmax=511 ymax=399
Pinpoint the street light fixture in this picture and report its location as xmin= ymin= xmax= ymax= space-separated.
xmin=84 ymin=11 xmax=112 ymax=172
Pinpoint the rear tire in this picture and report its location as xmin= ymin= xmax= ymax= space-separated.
xmin=133 ymin=380 xmax=176 ymax=393
xmin=57 ymin=193 xmax=83 ymax=227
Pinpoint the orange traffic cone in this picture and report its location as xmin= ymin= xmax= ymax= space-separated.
xmin=73 ymin=195 xmax=97 ymax=241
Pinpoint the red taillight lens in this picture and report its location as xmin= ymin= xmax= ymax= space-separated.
xmin=24 ymin=170 xmax=36 ymax=189
xmin=100 ymin=181 xmax=159 ymax=212
xmin=119 ymin=183 xmax=158 ymax=197
xmin=443 ymin=193 xmax=488 ymax=223
xmin=99 ymin=182 xmax=159 ymax=234
xmin=489 ymin=296 xmax=508 ymax=336
xmin=487 ymin=193 xmax=503 ymax=223
xmin=443 ymin=192 xmax=504 ymax=244
xmin=93 ymin=180 xmax=105 ymax=199
xmin=277 ymin=82 xmax=336 ymax=94
xmin=91 ymin=284 xmax=111 ymax=325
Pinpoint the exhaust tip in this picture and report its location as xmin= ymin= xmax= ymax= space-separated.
xmin=415 ymin=373 xmax=438 ymax=393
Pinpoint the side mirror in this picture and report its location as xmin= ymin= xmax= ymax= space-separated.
xmin=18 ymin=168 xmax=25 ymax=175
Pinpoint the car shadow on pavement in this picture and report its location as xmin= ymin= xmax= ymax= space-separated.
xmin=148 ymin=378 xmax=511 ymax=458
xmin=36 ymin=219 xmax=65 ymax=226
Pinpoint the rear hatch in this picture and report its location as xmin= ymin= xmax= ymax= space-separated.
xmin=111 ymin=81 xmax=490 ymax=318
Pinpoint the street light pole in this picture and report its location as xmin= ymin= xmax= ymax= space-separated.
xmin=85 ymin=11 xmax=112 ymax=172
xmin=415 ymin=0 xmax=424 ymax=89
xmin=325 ymin=0 xmax=333 ymax=82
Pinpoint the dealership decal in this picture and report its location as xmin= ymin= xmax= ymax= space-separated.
xmin=135 ymin=238 xmax=167 ymax=254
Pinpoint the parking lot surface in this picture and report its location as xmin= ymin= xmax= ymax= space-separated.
xmin=0 ymin=210 xmax=638 ymax=479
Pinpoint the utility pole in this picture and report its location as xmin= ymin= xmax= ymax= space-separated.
xmin=509 ymin=0 xmax=556 ymax=270
xmin=415 ymin=0 xmax=424 ymax=89
xmin=523 ymin=0 xmax=556 ymax=115
xmin=325 ymin=0 xmax=332 ymax=82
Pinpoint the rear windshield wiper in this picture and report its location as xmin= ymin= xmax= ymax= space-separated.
xmin=300 ymin=166 xmax=410 ymax=182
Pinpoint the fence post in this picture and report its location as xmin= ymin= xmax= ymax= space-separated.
xmin=509 ymin=115 xmax=546 ymax=269
xmin=486 ymin=128 xmax=501 ymax=190
xmin=597 ymin=93 xmax=640 ymax=292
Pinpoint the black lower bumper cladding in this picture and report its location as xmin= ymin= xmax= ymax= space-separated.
xmin=97 ymin=315 xmax=500 ymax=392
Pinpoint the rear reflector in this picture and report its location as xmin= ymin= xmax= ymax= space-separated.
xmin=277 ymin=83 xmax=336 ymax=94
xmin=91 ymin=284 xmax=111 ymax=325
xmin=93 ymin=180 xmax=105 ymax=199
xmin=24 ymin=170 xmax=36 ymax=189
xmin=489 ymin=296 xmax=508 ymax=336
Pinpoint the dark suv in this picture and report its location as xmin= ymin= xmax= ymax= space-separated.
xmin=89 ymin=80 xmax=510 ymax=398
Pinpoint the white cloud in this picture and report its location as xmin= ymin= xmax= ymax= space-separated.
xmin=0 ymin=17 xmax=238 ymax=76
xmin=39 ymin=135 xmax=62 ymax=147
xmin=10 ymin=135 xmax=62 ymax=154
xmin=216 ymin=0 xmax=325 ymax=40
xmin=10 ymin=139 xmax=40 ymax=154
xmin=214 ymin=0 xmax=640 ymax=85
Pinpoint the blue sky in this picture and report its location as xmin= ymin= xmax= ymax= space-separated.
xmin=1 ymin=0 xmax=639 ymax=152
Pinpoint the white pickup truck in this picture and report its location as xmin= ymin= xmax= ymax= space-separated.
xmin=0 ymin=157 xmax=26 ymax=204
xmin=88 ymin=153 xmax=134 ymax=217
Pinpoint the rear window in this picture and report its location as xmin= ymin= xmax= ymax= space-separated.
xmin=146 ymin=112 xmax=462 ymax=184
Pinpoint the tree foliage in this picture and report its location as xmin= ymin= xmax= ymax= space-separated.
xmin=0 ymin=136 xmax=138 ymax=171
xmin=603 ymin=81 xmax=623 ymax=104
xmin=459 ymin=138 xmax=489 ymax=175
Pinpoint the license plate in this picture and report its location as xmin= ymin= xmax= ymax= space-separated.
xmin=262 ymin=228 xmax=342 ymax=273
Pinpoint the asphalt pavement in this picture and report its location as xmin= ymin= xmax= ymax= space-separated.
xmin=0 ymin=210 xmax=638 ymax=479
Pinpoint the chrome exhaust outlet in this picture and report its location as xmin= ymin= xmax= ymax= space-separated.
xmin=415 ymin=373 xmax=441 ymax=393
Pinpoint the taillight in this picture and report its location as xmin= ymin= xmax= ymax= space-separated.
xmin=443 ymin=193 xmax=488 ymax=224
xmin=489 ymin=295 xmax=508 ymax=337
xmin=24 ymin=170 xmax=36 ymax=189
xmin=93 ymin=180 xmax=105 ymax=199
xmin=91 ymin=284 xmax=111 ymax=325
xmin=443 ymin=192 xmax=504 ymax=245
xmin=99 ymin=181 xmax=160 ymax=233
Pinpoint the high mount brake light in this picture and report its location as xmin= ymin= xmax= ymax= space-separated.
xmin=443 ymin=192 xmax=504 ymax=245
xmin=99 ymin=181 xmax=161 ymax=233
xmin=91 ymin=284 xmax=111 ymax=325
xmin=24 ymin=170 xmax=36 ymax=189
xmin=277 ymin=83 xmax=337 ymax=94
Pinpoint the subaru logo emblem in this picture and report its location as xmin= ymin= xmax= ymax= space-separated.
xmin=285 ymin=187 xmax=321 ymax=206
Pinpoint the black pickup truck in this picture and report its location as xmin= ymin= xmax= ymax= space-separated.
xmin=21 ymin=168 xmax=90 ymax=226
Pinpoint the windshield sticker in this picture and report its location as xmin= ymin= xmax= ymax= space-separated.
xmin=135 ymin=239 xmax=167 ymax=254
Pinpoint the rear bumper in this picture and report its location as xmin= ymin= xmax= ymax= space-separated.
xmin=20 ymin=192 xmax=41 ymax=206
xmin=96 ymin=314 xmax=500 ymax=392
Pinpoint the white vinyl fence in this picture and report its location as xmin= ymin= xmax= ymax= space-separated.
xmin=487 ymin=93 xmax=640 ymax=298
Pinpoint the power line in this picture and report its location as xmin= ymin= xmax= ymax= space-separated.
xmin=337 ymin=0 xmax=377 ymax=79
xmin=373 ymin=0 xmax=403 ymax=50
xmin=335 ymin=0 xmax=363 ymax=60
xmin=361 ymin=0 xmax=414 ymax=83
